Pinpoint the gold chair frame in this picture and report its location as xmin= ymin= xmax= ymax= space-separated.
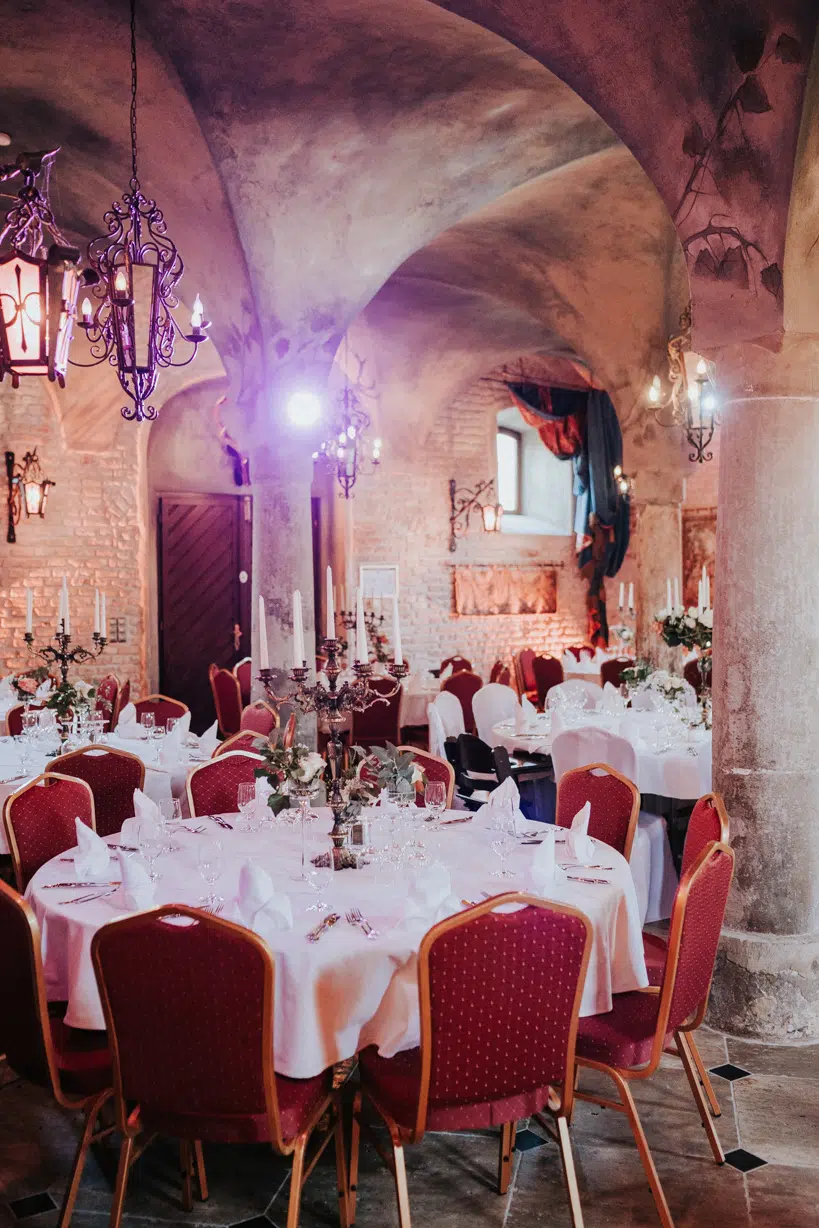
xmin=91 ymin=905 xmax=349 ymax=1228
xmin=3 ymin=772 xmax=96 ymax=892
xmin=556 ymin=761 xmax=641 ymax=862
xmin=212 ymin=730 xmax=267 ymax=758
xmin=349 ymin=893 xmax=592 ymax=1227
xmin=209 ymin=664 xmax=243 ymax=737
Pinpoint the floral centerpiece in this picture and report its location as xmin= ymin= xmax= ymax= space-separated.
xmin=640 ymin=669 xmax=689 ymax=706
xmin=361 ymin=742 xmax=425 ymax=795
xmin=45 ymin=679 xmax=98 ymax=721
xmin=655 ymin=604 xmax=712 ymax=687
xmin=12 ymin=665 xmax=51 ymax=702
xmin=619 ymin=658 xmax=653 ymax=689
xmin=253 ymin=740 xmax=374 ymax=821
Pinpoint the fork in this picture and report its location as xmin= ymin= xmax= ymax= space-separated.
xmin=346 ymin=908 xmax=379 ymax=940
xmin=62 ymin=887 xmax=118 ymax=904
xmin=208 ymin=814 xmax=233 ymax=830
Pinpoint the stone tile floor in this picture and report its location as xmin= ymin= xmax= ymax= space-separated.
xmin=1 ymin=1029 xmax=816 ymax=1227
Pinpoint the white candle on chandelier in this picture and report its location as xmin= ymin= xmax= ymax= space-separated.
xmin=25 ymin=588 xmax=33 ymax=635
xmin=392 ymin=595 xmax=403 ymax=666
xmin=355 ymin=587 xmax=367 ymax=664
xmin=325 ymin=566 xmax=335 ymax=641
xmin=618 ymin=582 xmax=624 ymax=609
xmin=666 ymin=577 xmax=672 ymax=611
xmin=190 ymin=294 xmax=204 ymax=331
xmin=61 ymin=575 xmax=70 ymax=635
xmin=258 ymin=595 xmax=269 ymax=671
xmin=100 ymin=592 xmax=107 ymax=640
xmin=114 ymin=267 xmax=128 ymax=295
xmin=673 ymin=576 xmax=680 ymax=611
xmin=94 ymin=589 xmax=100 ymax=636
xmin=628 ymin=582 xmax=634 ymax=612
xmin=697 ymin=579 xmax=703 ymax=614
xmin=292 ymin=590 xmax=305 ymax=668
xmin=81 ymin=297 xmax=93 ymax=325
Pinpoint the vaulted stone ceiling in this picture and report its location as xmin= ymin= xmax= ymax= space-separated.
xmin=0 ymin=0 xmax=815 ymax=451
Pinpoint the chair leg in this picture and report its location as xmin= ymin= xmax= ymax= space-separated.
xmin=349 ymin=1091 xmax=362 ymax=1227
xmin=286 ymin=1136 xmax=307 ymax=1228
xmin=57 ymin=1093 xmax=108 ymax=1228
xmin=334 ymin=1104 xmax=350 ymax=1228
xmin=684 ymin=1032 xmax=722 ymax=1117
xmin=108 ymin=1134 xmax=134 ymax=1228
xmin=556 ymin=1116 xmax=585 ymax=1228
xmin=180 ymin=1140 xmax=194 ymax=1211
xmin=609 ymin=1070 xmax=675 ymax=1228
xmin=390 ymin=1134 xmax=412 ymax=1228
xmin=676 ymin=1032 xmax=725 ymax=1165
xmin=497 ymin=1121 xmax=515 ymax=1195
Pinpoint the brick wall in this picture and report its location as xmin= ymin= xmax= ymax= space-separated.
xmin=349 ymin=376 xmax=589 ymax=679
xmin=0 ymin=382 xmax=147 ymax=691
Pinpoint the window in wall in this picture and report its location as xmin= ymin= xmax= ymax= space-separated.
xmin=496 ymin=427 xmax=521 ymax=514
xmin=495 ymin=407 xmax=574 ymax=536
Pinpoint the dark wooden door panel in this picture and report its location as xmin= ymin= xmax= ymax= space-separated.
xmin=158 ymin=493 xmax=251 ymax=732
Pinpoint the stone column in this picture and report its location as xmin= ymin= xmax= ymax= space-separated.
xmin=708 ymin=336 xmax=819 ymax=1040
xmin=633 ymin=501 xmax=682 ymax=667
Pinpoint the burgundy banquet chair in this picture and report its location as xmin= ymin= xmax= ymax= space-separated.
xmin=233 ymin=656 xmax=253 ymax=706
xmin=209 ymin=664 xmax=243 ymax=736
xmin=489 ymin=660 xmax=512 ymax=686
xmin=113 ymin=679 xmax=131 ymax=726
xmin=240 ymin=699 xmax=279 ymax=737
xmin=186 ymin=749 xmax=265 ymax=816
xmin=3 ymin=772 xmax=96 ymax=891
xmin=600 ymin=657 xmax=634 ymax=689
xmin=395 ymin=745 xmax=455 ymax=808
xmin=92 ymin=905 xmax=348 ymax=1228
xmin=0 ymin=880 xmax=113 ymax=1228
xmin=49 ymin=745 xmax=145 ymax=839
xmin=213 ymin=730 xmax=265 ymax=757
xmin=94 ymin=673 xmax=120 ymax=731
xmin=6 ymin=701 xmax=46 ymax=737
xmin=350 ymin=677 xmax=403 ymax=748
xmin=440 ymin=653 xmax=472 ymax=675
xmin=350 ymin=894 xmax=592 ymax=1228
xmin=512 ymin=648 xmax=538 ymax=702
xmin=532 ymin=654 xmax=564 ymax=709
xmin=133 ymin=694 xmax=189 ymax=728
xmin=556 ymin=763 xmax=640 ymax=860
xmin=440 ymin=670 xmax=482 ymax=734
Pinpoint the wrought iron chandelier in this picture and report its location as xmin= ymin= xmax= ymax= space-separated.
xmin=76 ymin=0 xmax=208 ymax=421
xmin=313 ymin=345 xmax=381 ymax=497
xmin=648 ymin=305 xmax=718 ymax=463
xmin=0 ymin=149 xmax=82 ymax=388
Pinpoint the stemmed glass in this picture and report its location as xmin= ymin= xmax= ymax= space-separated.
xmin=490 ymin=828 xmax=516 ymax=879
xmin=140 ymin=712 xmax=155 ymax=737
xmin=138 ymin=822 xmax=164 ymax=883
xmin=237 ymin=781 xmax=258 ymax=831
xmin=305 ymin=861 xmax=333 ymax=913
xmin=291 ymin=782 xmax=318 ymax=881
xmin=424 ymin=780 xmax=447 ymax=831
xmin=197 ymin=836 xmax=223 ymax=908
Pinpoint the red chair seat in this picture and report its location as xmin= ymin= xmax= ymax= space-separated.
xmin=575 ymin=991 xmax=663 ymax=1069
xmin=140 ymin=1069 xmax=332 ymax=1145
xmin=50 ymin=1014 xmax=111 ymax=1096
xmin=359 ymin=1045 xmax=553 ymax=1132
xmin=642 ymin=933 xmax=668 ymax=987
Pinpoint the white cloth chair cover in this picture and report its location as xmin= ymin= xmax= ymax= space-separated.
xmin=630 ymin=689 xmax=666 ymax=712
xmin=548 ymin=679 xmax=602 ymax=711
xmin=427 ymin=702 xmax=448 ymax=758
xmin=551 ymin=726 xmax=638 ymax=782
xmin=431 ymin=690 xmax=465 ymax=739
xmin=472 ymin=683 xmax=518 ymax=746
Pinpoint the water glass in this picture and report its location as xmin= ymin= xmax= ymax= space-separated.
xmin=166 ymin=717 xmax=179 ymax=735
xmin=490 ymin=829 xmax=516 ymax=879
xmin=140 ymin=711 xmax=155 ymax=735
xmin=197 ymin=837 xmax=223 ymax=907
xmin=305 ymin=861 xmax=333 ymax=913
xmin=138 ymin=822 xmax=164 ymax=883
xmin=424 ymin=780 xmax=447 ymax=830
xmin=236 ymin=780 xmax=258 ymax=830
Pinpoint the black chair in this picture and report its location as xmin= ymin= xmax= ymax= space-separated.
xmin=454 ymin=733 xmax=498 ymax=809
xmin=493 ymin=746 xmax=556 ymax=825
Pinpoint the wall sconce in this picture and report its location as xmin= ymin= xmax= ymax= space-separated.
xmin=648 ymin=304 xmax=719 ymax=464
xmin=6 ymin=448 xmax=55 ymax=543
xmin=449 ymin=477 xmax=503 ymax=552
xmin=613 ymin=465 xmax=635 ymax=497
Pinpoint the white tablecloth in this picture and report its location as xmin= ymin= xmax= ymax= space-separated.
xmin=491 ymin=712 xmax=711 ymax=801
xmin=27 ymin=809 xmax=648 ymax=1075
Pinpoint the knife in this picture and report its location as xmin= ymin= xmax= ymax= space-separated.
xmin=306 ymin=912 xmax=341 ymax=943
xmin=208 ymin=814 xmax=234 ymax=830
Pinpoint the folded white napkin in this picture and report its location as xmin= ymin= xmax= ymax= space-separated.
xmin=35 ymin=679 xmax=52 ymax=698
xmin=121 ymin=788 xmax=162 ymax=843
xmin=600 ymin=681 xmax=626 ymax=716
xmin=198 ymin=720 xmax=219 ymax=756
xmin=235 ymin=861 xmax=293 ymax=940
xmin=73 ymin=818 xmax=111 ymax=881
xmin=474 ymin=775 xmax=526 ymax=834
xmin=110 ymin=850 xmax=155 ymax=911
xmin=402 ymin=862 xmax=461 ymax=929
xmin=115 ymin=702 xmax=146 ymax=740
xmin=254 ymin=775 xmax=274 ymax=819
xmin=594 ymin=647 xmax=610 ymax=664
xmin=514 ymin=705 xmax=528 ymax=734
xmin=561 ymin=651 xmax=575 ymax=671
xmin=530 ymin=829 xmax=559 ymax=892
xmin=579 ymin=649 xmax=593 ymax=664
xmin=0 ymin=674 xmax=14 ymax=699
xmin=566 ymin=800 xmax=595 ymax=861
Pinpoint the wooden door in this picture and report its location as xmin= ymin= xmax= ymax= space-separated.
xmin=158 ymin=493 xmax=252 ymax=732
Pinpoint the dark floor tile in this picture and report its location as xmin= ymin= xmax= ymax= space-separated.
xmin=733 ymin=1073 xmax=819 ymax=1168
xmin=727 ymin=1038 xmax=819 ymax=1082
xmin=513 ymin=1128 xmax=550 ymax=1152
xmin=709 ymin=1062 xmax=752 ymax=1082
xmin=230 ymin=1218 xmax=272 ymax=1228
xmin=724 ymin=1148 xmax=768 ymax=1173
xmin=747 ymin=1160 xmax=819 ymax=1227
xmin=8 ymin=1194 xmax=56 ymax=1221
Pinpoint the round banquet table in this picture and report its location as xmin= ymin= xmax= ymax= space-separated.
xmin=27 ymin=809 xmax=649 ymax=1079
xmin=491 ymin=711 xmax=712 ymax=802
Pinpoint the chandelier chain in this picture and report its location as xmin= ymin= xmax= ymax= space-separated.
xmin=129 ymin=0 xmax=139 ymax=189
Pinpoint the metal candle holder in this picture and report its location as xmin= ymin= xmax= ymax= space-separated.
xmin=259 ymin=636 xmax=408 ymax=859
xmin=25 ymin=621 xmax=107 ymax=685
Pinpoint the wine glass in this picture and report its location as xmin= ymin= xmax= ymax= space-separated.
xmin=140 ymin=711 xmax=155 ymax=736
xmin=305 ymin=861 xmax=333 ymax=913
xmin=138 ymin=822 xmax=164 ymax=883
xmin=424 ymin=780 xmax=447 ymax=830
xmin=490 ymin=828 xmax=516 ymax=879
xmin=166 ymin=717 xmax=179 ymax=735
xmin=197 ymin=837 xmax=223 ymax=907
xmin=237 ymin=781 xmax=257 ymax=831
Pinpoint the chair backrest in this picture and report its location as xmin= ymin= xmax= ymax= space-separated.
xmin=547 ymin=679 xmax=601 ymax=711
xmin=471 ymin=683 xmax=519 ymax=746
xmin=427 ymin=702 xmax=448 ymax=758
xmin=114 ymin=679 xmax=131 ymax=726
xmin=233 ymin=657 xmax=252 ymax=706
xmin=209 ymin=664 xmax=243 ymax=736
xmin=564 ymin=645 xmax=592 ymax=661
xmin=213 ymin=730 xmax=264 ymax=757
xmin=6 ymin=702 xmax=46 ymax=737
xmin=351 ymin=677 xmax=403 ymax=747
xmin=240 ymin=701 xmax=279 ymax=736
xmin=555 ymin=761 xmax=640 ymax=860
xmin=532 ymin=655 xmax=564 ymax=707
xmin=456 ymin=732 xmax=497 ymax=779
xmin=489 ymin=660 xmax=511 ymax=686
xmin=491 ymin=745 xmax=515 ymax=784
xmin=551 ymin=726 xmax=638 ymax=782
xmin=92 ymin=905 xmax=289 ymax=1148
xmin=50 ymin=746 xmax=145 ymax=839
xmin=413 ymin=894 xmax=592 ymax=1139
xmin=186 ymin=750 xmax=265 ymax=816
xmin=514 ymin=648 xmax=537 ymax=695
xmin=600 ymin=658 xmax=634 ymax=689
xmin=0 ymin=881 xmax=63 ymax=1099
xmin=682 ymin=793 xmax=730 ymax=877
xmin=133 ymin=694 xmax=189 ymax=729
xmin=441 ymin=654 xmax=472 ymax=675
xmin=3 ymin=772 xmax=96 ymax=891
xmin=396 ymin=746 xmax=455 ymax=809
xmin=431 ymin=690 xmax=465 ymax=739
xmin=281 ymin=712 xmax=297 ymax=749
xmin=683 ymin=658 xmax=702 ymax=694
xmin=95 ymin=673 xmax=120 ymax=731
xmin=441 ymin=671 xmax=483 ymax=733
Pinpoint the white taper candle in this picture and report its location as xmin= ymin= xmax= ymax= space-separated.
xmin=392 ymin=595 xmax=403 ymax=666
xmin=25 ymin=588 xmax=33 ymax=634
xmin=292 ymin=590 xmax=305 ymax=668
xmin=355 ymin=587 xmax=367 ymax=664
xmin=259 ymin=595 xmax=269 ymax=671
xmin=94 ymin=589 xmax=100 ymax=636
xmin=325 ymin=565 xmax=335 ymax=641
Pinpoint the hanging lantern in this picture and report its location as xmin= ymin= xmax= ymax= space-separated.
xmin=5 ymin=448 xmax=55 ymax=543
xmin=0 ymin=150 xmax=81 ymax=388
xmin=77 ymin=0 xmax=208 ymax=421
xmin=647 ymin=304 xmax=719 ymax=463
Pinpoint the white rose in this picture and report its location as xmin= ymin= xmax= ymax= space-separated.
xmin=656 ymin=608 xmax=669 ymax=620
xmin=298 ymin=751 xmax=326 ymax=783
xmin=699 ymin=610 xmax=713 ymax=629
xmin=687 ymin=606 xmax=699 ymax=618
xmin=75 ymin=681 xmax=91 ymax=698
xmin=684 ymin=616 xmax=696 ymax=629
xmin=411 ymin=764 xmax=424 ymax=786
